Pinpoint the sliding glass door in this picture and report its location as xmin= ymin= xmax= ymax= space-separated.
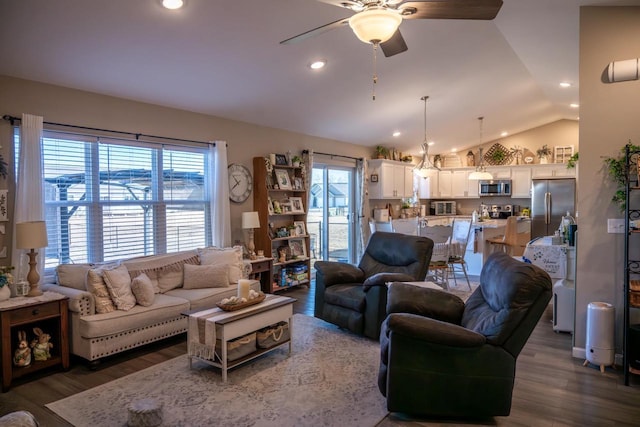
xmin=308 ymin=164 xmax=356 ymax=266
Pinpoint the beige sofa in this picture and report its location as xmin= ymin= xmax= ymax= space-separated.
xmin=42 ymin=247 xmax=260 ymax=365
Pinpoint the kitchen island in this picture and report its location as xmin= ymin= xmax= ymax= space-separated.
xmin=391 ymin=216 xmax=531 ymax=276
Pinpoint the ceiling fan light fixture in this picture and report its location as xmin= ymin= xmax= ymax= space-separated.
xmin=348 ymin=7 xmax=402 ymax=44
xmin=162 ymin=0 xmax=184 ymax=10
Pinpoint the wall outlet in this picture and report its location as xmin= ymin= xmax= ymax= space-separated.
xmin=607 ymin=218 xmax=625 ymax=233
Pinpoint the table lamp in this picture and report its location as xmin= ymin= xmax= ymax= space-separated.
xmin=242 ymin=211 xmax=260 ymax=260
xmin=16 ymin=221 xmax=48 ymax=297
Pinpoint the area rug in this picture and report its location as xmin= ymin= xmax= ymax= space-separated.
xmin=46 ymin=314 xmax=388 ymax=427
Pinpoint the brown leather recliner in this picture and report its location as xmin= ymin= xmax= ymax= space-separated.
xmin=378 ymin=251 xmax=552 ymax=417
xmin=314 ymin=231 xmax=433 ymax=339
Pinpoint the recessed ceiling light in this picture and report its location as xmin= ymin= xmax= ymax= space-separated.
xmin=392 ymin=131 xmax=401 ymax=137
xmin=501 ymin=131 xmax=508 ymax=137
xmin=560 ymin=82 xmax=572 ymax=88
xmin=309 ymin=60 xmax=327 ymax=70
xmin=570 ymin=103 xmax=579 ymax=108
xmin=162 ymin=0 xmax=184 ymax=9
xmin=427 ymin=141 xmax=435 ymax=146
xmin=451 ymin=148 xmax=457 ymax=153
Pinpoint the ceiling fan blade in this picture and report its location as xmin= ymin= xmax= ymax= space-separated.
xmin=315 ymin=0 xmax=363 ymax=11
xmin=280 ymin=17 xmax=350 ymax=45
xmin=400 ymin=0 xmax=503 ymax=20
xmin=380 ymin=30 xmax=408 ymax=57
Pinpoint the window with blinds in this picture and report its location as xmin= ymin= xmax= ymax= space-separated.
xmin=15 ymin=129 xmax=211 ymax=269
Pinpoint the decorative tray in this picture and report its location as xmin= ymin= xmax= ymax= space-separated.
xmin=484 ymin=143 xmax=514 ymax=166
xmin=216 ymin=292 xmax=266 ymax=312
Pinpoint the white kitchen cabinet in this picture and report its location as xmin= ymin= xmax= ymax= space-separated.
xmin=417 ymin=169 xmax=439 ymax=199
xmin=451 ymin=170 xmax=468 ymax=198
xmin=369 ymin=159 xmax=414 ymax=199
xmin=486 ymin=167 xmax=511 ymax=179
xmin=438 ymin=170 xmax=453 ymax=198
xmin=531 ymin=164 xmax=576 ymax=178
xmin=511 ymin=167 xmax=532 ymax=198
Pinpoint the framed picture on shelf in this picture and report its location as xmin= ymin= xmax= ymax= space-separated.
xmin=288 ymin=238 xmax=307 ymax=259
xmin=280 ymin=200 xmax=292 ymax=213
xmin=289 ymin=196 xmax=304 ymax=213
xmin=293 ymin=177 xmax=303 ymax=190
xmin=267 ymin=197 xmax=274 ymax=215
xmin=293 ymin=221 xmax=306 ymax=236
xmin=274 ymin=154 xmax=288 ymax=166
xmin=275 ymin=169 xmax=292 ymax=190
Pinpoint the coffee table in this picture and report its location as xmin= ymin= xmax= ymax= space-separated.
xmin=186 ymin=294 xmax=295 ymax=381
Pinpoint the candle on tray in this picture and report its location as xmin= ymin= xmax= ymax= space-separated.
xmin=237 ymin=279 xmax=251 ymax=300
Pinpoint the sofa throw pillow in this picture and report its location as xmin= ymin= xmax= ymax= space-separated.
xmin=102 ymin=265 xmax=136 ymax=311
xmin=86 ymin=269 xmax=116 ymax=314
xmin=131 ymin=273 xmax=156 ymax=307
xmin=57 ymin=263 xmax=95 ymax=290
xmin=183 ymin=264 xmax=229 ymax=289
xmin=197 ymin=246 xmax=243 ymax=284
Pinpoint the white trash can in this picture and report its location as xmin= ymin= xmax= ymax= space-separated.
xmin=585 ymin=302 xmax=615 ymax=372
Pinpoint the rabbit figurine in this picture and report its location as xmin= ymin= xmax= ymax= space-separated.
xmin=13 ymin=330 xmax=32 ymax=367
xmin=31 ymin=327 xmax=53 ymax=361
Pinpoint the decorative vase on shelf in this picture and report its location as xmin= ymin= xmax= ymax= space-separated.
xmin=540 ymin=156 xmax=548 ymax=164
xmin=0 ymin=286 xmax=10 ymax=302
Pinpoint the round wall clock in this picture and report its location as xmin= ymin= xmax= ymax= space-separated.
xmin=228 ymin=163 xmax=253 ymax=203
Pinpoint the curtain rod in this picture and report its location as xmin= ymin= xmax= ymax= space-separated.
xmin=2 ymin=114 xmax=220 ymax=146
xmin=302 ymin=149 xmax=363 ymax=162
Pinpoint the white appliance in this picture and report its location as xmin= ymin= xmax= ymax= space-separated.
xmin=553 ymin=280 xmax=575 ymax=333
xmin=585 ymin=302 xmax=615 ymax=370
xmin=373 ymin=209 xmax=389 ymax=222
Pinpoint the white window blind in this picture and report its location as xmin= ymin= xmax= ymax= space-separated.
xmin=15 ymin=128 xmax=211 ymax=269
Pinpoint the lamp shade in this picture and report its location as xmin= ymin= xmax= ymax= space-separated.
xmin=349 ymin=8 xmax=402 ymax=44
xmin=16 ymin=221 xmax=48 ymax=249
xmin=242 ymin=211 xmax=260 ymax=229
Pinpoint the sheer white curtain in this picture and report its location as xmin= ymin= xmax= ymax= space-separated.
xmin=303 ymin=149 xmax=313 ymax=198
xmin=355 ymin=158 xmax=368 ymax=259
xmin=12 ymin=114 xmax=46 ymax=280
xmin=208 ymin=141 xmax=231 ymax=247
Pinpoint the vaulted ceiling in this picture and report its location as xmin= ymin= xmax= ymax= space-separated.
xmin=0 ymin=1 xmax=633 ymax=155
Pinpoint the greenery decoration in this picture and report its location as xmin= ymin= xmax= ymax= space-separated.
xmin=567 ymin=152 xmax=579 ymax=169
xmin=536 ymin=144 xmax=552 ymax=159
xmin=603 ymin=142 xmax=640 ymax=211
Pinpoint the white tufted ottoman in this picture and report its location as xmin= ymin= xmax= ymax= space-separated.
xmin=127 ymin=398 xmax=163 ymax=427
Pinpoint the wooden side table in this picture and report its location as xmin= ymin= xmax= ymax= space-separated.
xmin=249 ymin=257 xmax=273 ymax=293
xmin=1 ymin=294 xmax=69 ymax=392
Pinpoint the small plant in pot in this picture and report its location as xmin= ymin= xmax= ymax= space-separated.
xmin=374 ymin=145 xmax=389 ymax=159
xmin=291 ymin=155 xmax=302 ymax=167
xmin=536 ymin=145 xmax=552 ymax=164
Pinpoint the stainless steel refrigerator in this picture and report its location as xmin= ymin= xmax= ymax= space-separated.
xmin=531 ymin=178 xmax=576 ymax=239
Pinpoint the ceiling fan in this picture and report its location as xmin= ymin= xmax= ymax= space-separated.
xmin=281 ymin=0 xmax=503 ymax=57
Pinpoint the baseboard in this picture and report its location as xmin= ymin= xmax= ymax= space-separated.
xmin=572 ymin=347 xmax=623 ymax=366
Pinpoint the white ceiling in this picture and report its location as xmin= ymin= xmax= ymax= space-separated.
xmin=0 ymin=0 xmax=635 ymax=155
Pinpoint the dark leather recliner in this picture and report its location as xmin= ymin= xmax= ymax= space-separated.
xmin=314 ymin=231 xmax=433 ymax=339
xmin=378 ymin=251 xmax=552 ymax=418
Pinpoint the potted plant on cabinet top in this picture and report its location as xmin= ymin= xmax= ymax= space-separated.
xmin=536 ymin=145 xmax=552 ymax=164
xmin=374 ymin=145 xmax=389 ymax=159
xmin=291 ymin=156 xmax=302 ymax=167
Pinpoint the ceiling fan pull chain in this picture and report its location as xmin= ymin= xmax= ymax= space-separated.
xmin=372 ymin=42 xmax=378 ymax=101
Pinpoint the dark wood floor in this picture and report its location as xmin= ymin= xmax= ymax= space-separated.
xmin=3 ymin=281 xmax=640 ymax=426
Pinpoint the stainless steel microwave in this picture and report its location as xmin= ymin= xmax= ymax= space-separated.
xmin=479 ymin=179 xmax=512 ymax=197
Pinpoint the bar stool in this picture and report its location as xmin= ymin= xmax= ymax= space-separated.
xmin=487 ymin=216 xmax=518 ymax=255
